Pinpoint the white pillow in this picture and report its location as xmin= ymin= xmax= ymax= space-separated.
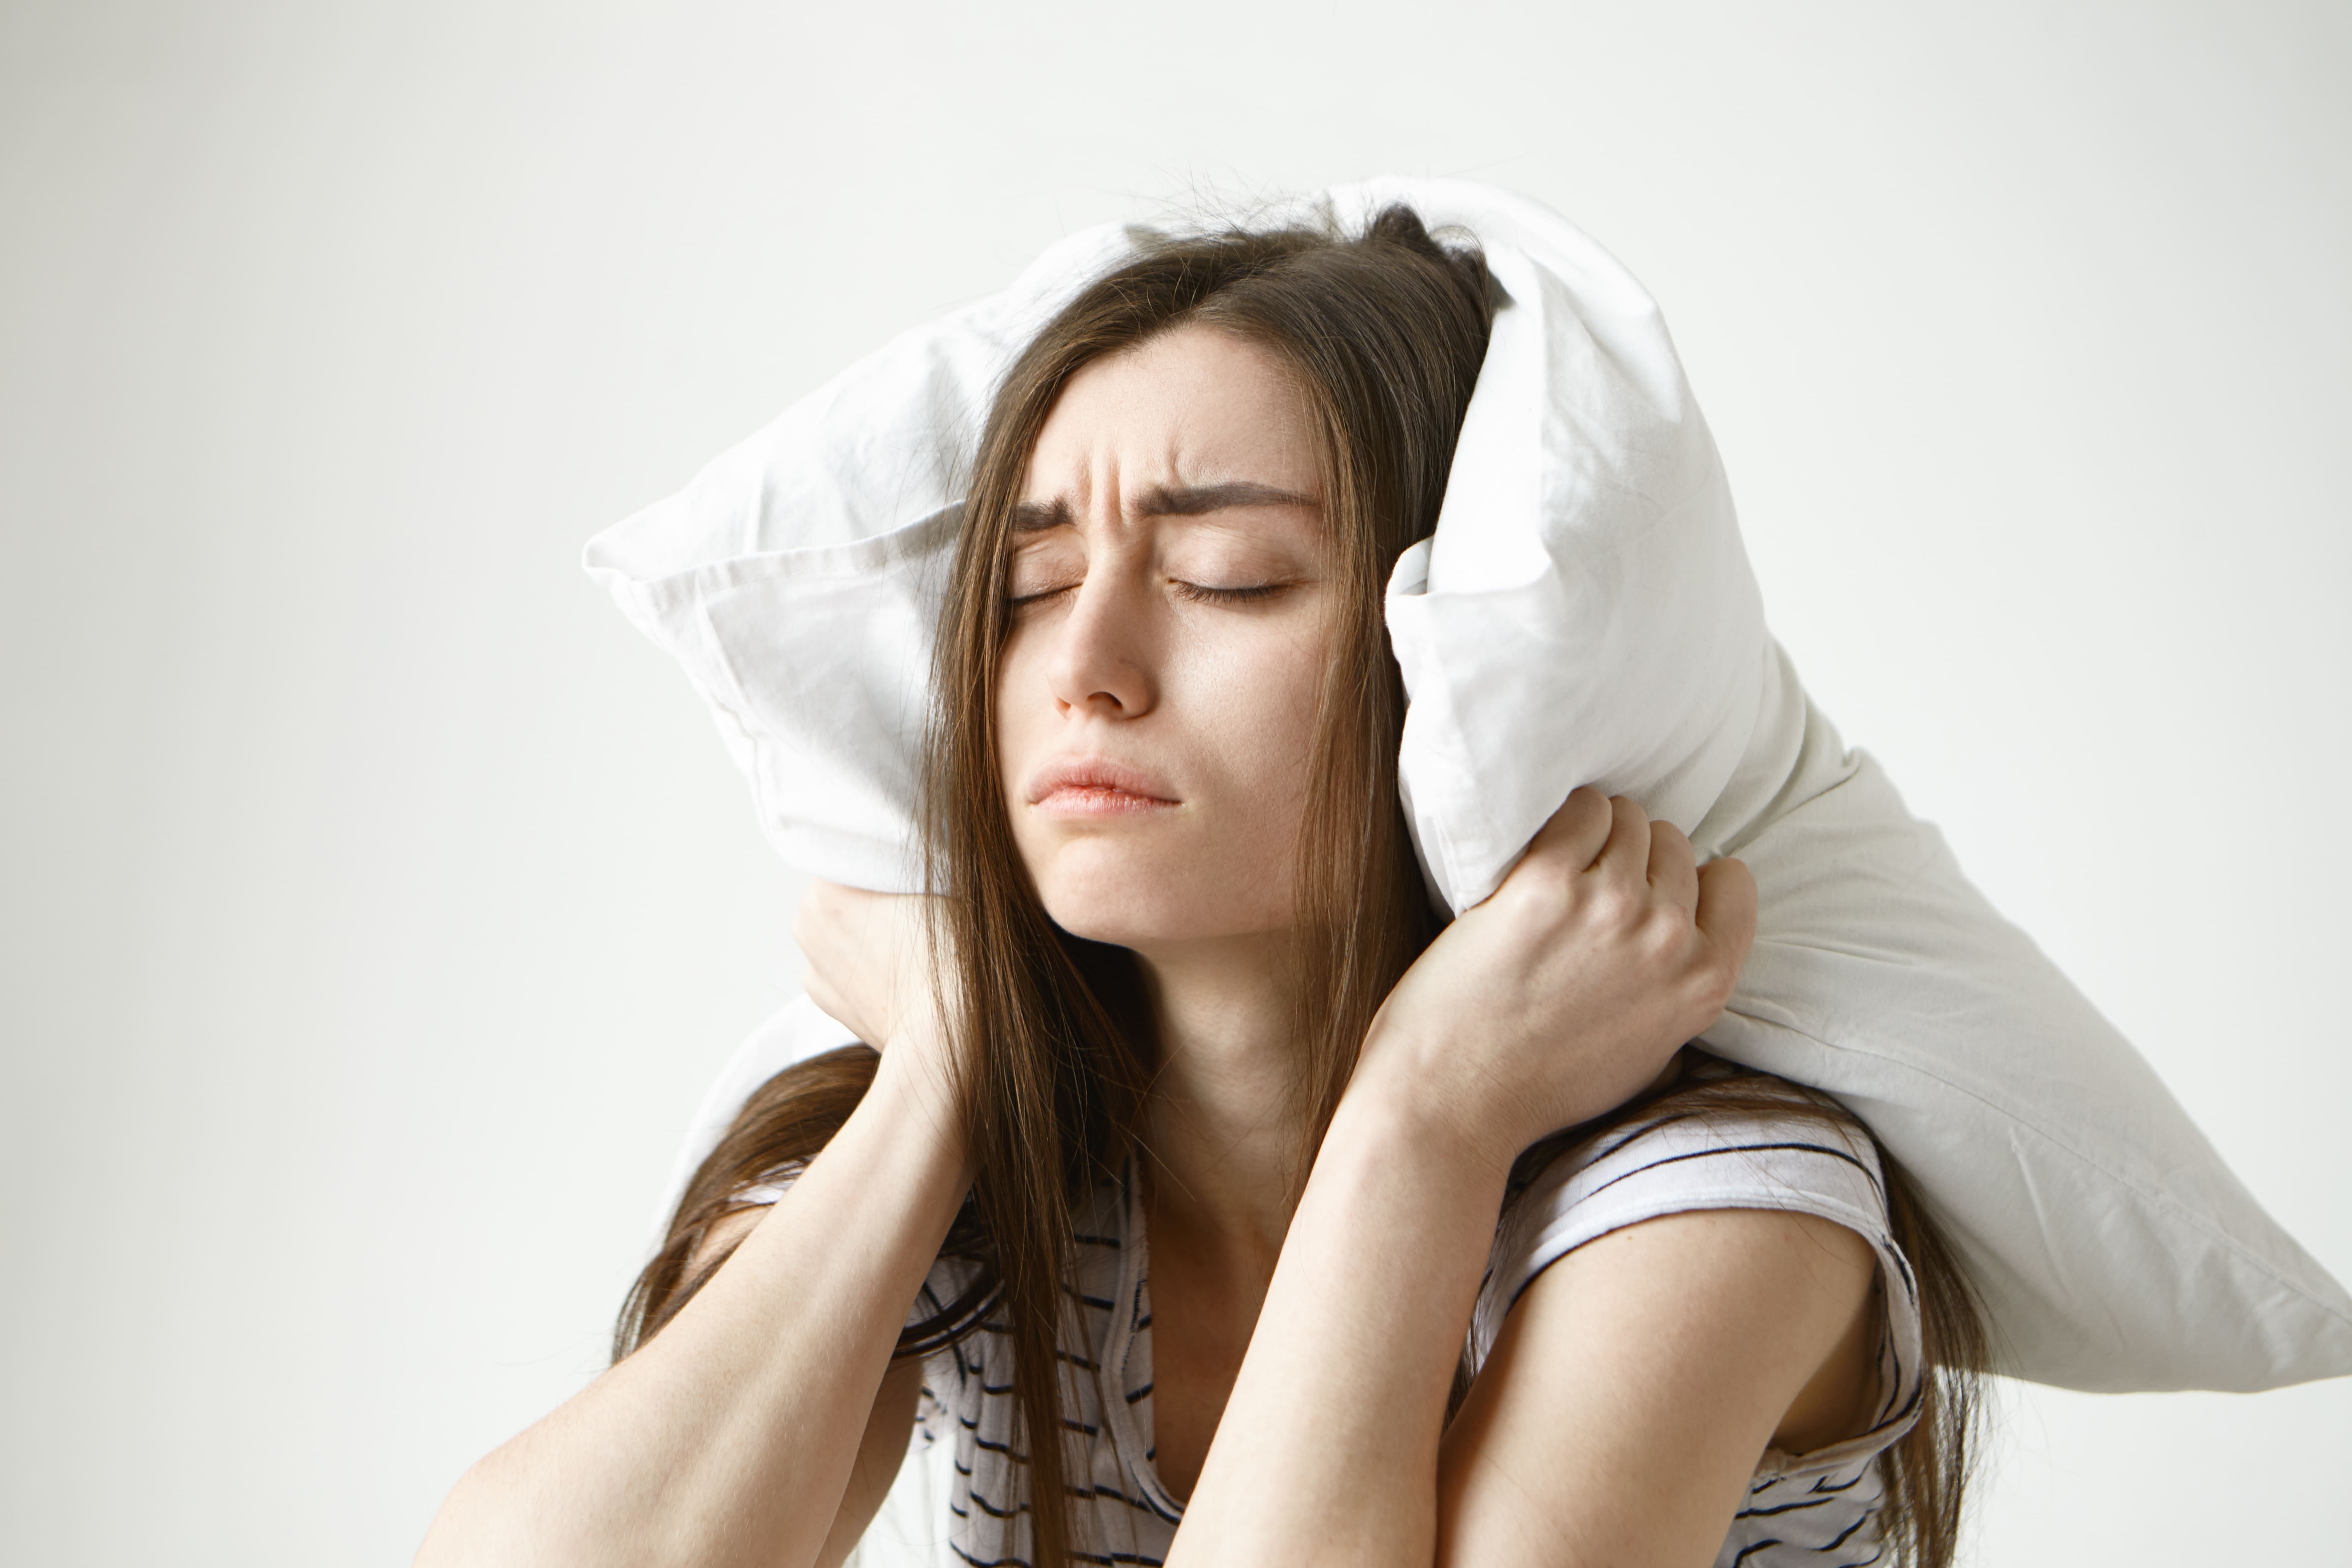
xmin=590 ymin=178 xmax=2352 ymax=1394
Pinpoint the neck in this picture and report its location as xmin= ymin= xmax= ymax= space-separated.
xmin=1129 ymin=932 xmax=1309 ymax=1274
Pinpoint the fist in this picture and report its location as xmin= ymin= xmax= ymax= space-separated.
xmin=1356 ymin=789 xmax=1757 ymax=1172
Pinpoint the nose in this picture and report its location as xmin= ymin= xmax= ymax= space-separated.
xmin=1045 ymin=565 xmax=1157 ymax=720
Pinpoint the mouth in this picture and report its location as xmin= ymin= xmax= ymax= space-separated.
xmin=1026 ymin=758 xmax=1182 ymax=817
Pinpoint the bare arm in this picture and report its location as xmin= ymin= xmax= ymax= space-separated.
xmin=1166 ymin=790 xmax=1787 ymax=1566
xmin=655 ymin=1207 xmax=933 ymax=1568
xmin=1436 ymin=1208 xmax=1877 ymax=1568
xmin=1166 ymin=1108 xmax=1874 ymax=1568
xmin=816 ymin=1325 xmax=927 ymax=1568
xmin=414 ymin=1037 xmax=965 ymax=1568
xmin=1158 ymin=1084 xmax=1507 ymax=1565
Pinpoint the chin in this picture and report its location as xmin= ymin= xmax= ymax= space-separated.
xmin=1037 ymin=880 xmax=1207 ymax=950
xmin=1031 ymin=845 xmax=1284 ymax=950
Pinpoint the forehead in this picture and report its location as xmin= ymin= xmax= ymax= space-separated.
xmin=1023 ymin=323 xmax=1320 ymax=498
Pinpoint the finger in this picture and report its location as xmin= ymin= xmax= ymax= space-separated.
xmin=1592 ymin=795 xmax=1653 ymax=890
xmin=802 ymin=968 xmax=850 ymax=1032
xmin=1693 ymin=856 xmax=1758 ymax=971
xmin=790 ymin=881 xmax=830 ymax=954
xmin=1647 ymin=820 xmax=1700 ymax=915
xmin=798 ymin=877 xmax=857 ymax=931
xmin=1526 ymin=786 xmax=1615 ymax=871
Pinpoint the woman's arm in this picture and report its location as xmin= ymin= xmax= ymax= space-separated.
xmin=1157 ymin=1084 xmax=1508 ymax=1565
xmin=653 ymin=1205 xmax=934 ymax=1568
xmin=1436 ymin=1207 xmax=1876 ymax=1568
xmin=1165 ymin=1099 xmax=1874 ymax=1568
xmin=1165 ymin=790 xmax=1774 ymax=1566
xmin=415 ymin=1027 xmax=967 ymax=1568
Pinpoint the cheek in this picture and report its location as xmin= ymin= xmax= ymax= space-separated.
xmin=993 ymin=630 xmax=1057 ymax=823
xmin=1172 ymin=618 xmax=1329 ymax=795
xmin=1166 ymin=623 xmax=1330 ymax=928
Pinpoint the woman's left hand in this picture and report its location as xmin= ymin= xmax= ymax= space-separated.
xmin=1168 ymin=791 xmax=1757 ymax=1568
xmin=1352 ymin=787 xmax=1757 ymax=1175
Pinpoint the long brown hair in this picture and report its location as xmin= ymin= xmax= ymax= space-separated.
xmin=617 ymin=204 xmax=1982 ymax=1568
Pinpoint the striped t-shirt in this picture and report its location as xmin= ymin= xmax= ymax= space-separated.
xmin=835 ymin=1064 xmax=1924 ymax=1568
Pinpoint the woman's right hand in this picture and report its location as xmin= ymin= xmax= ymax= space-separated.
xmin=793 ymin=880 xmax=950 ymax=1058
xmin=1352 ymin=787 xmax=1757 ymax=1174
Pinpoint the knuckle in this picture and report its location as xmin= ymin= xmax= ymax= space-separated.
xmin=1639 ymin=913 xmax=1685 ymax=959
xmin=1695 ymin=951 xmax=1739 ymax=1003
xmin=1518 ymin=862 xmax=1574 ymax=911
xmin=1705 ymin=854 xmax=1756 ymax=892
xmin=1553 ymin=788 xmax=1612 ymax=842
xmin=1589 ymin=882 xmax=1642 ymax=927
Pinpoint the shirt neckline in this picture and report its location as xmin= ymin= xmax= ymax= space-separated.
xmin=1101 ymin=1159 xmax=1188 ymax=1525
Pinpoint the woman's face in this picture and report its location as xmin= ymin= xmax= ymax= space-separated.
xmin=996 ymin=323 xmax=1335 ymax=953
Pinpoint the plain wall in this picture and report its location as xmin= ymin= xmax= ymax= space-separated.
xmin=2 ymin=0 xmax=2345 ymax=1561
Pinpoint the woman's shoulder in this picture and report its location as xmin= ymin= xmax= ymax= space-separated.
xmin=1470 ymin=1055 xmax=1908 ymax=1371
xmin=1517 ymin=1056 xmax=1886 ymax=1215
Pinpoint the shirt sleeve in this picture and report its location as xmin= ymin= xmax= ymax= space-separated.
xmin=1469 ymin=1070 xmax=1926 ymax=1476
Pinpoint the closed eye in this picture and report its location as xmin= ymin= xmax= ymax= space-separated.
xmin=1171 ymin=579 xmax=1290 ymax=606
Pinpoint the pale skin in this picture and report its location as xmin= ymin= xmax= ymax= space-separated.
xmin=416 ymin=324 xmax=1877 ymax=1568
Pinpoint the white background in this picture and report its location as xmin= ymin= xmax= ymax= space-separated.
xmin=3 ymin=1 xmax=2346 ymax=1562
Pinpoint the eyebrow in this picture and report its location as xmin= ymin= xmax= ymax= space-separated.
xmin=1009 ymin=497 xmax=1073 ymax=534
xmin=1136 ymin=481 xmax=1316 ymax=517
xmin=1008 ymin=482 xmax=1314 ymax=533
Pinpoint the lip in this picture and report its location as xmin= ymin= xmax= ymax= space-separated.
xmin=1025 ymin=757 xmax=1183 ymax=817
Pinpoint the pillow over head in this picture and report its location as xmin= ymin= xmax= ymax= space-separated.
xmin=591 ymin=178 xmax=2352 ymax=1393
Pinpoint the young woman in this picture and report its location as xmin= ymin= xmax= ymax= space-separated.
xmin=418 ymin=209 xmax=1980 ymax=1568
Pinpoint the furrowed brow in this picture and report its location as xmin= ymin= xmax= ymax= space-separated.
xmin=1010 ymin=498 xmax=1074 ymax=533
xmin=1134 ymin=481 xmax=1316 ymax=517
